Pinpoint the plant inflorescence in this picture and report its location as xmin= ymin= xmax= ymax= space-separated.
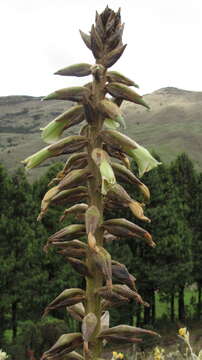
xmin=22 ymin=6 xmax=161 ymax=360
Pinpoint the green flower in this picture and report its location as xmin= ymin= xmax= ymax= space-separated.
xmin=22 ymin=147 xmax=50 ymax=169
xmin=127 ymin=146 xmax=161 ymax=177
xmin=104 ymin=118 xmax=120 ymax=129
xmin=41 ymin=119 xmax=67 ymax=144
xmin=100 ymin=160 xmax=116 ymax=195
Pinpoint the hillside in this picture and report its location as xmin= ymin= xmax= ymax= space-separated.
xmin=0 ymin=87 xmax=202 ymax=180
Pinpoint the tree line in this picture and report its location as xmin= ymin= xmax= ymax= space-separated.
xmin=0 ymin=153 xmax=202 ymax=357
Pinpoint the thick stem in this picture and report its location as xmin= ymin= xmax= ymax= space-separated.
xmin=84 ymin=66 xmax=106 ymax=359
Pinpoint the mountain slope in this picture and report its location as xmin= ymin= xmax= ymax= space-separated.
xmin=0 ymin=87 xmax=201 ymax=180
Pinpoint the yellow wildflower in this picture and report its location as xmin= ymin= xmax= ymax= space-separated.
xmin=178 ymin=327 xmax=187 ymax=337
xmin=112 ymin=352 xmax=118 ymax=359
xmin=153 ymin=346 xmax=165 ymax=360
xmin=118 ymin=353 xmax=124 ymax=359
xmin=112 ymin=352 xmax=124 ymax=359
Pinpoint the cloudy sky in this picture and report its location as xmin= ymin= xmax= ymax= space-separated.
xmin=1 ymin=0 xmax=202 ymax=96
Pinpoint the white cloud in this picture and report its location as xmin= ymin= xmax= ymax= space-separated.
xmin=0 ymin=0 xmax=202 ymax=95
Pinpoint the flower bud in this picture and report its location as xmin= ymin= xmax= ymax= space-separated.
xmin=55 ymin=63 xmax=92 ymax=77
xmin=22 ymin=136 xmax=87 ymax=169
xmin=106 ymin=23 xmax=124 ymax=50
xmin=58 ymin=247 xmax=86 ymax=259
xmin=111 ymin=162 xmax=142 ymax=186
xmin=138 ymin=183 xmax=150 ymax=202
xmin=66 ymin=302 xmax=85 ymax=322
xmin=112 ymin=284 xmax=149 ymax=307
xmin=100 ymin=129 xmax=138 ymax=152
xmin=43 ymin=86 xmax=90 ymax=101
xmin=60 ymin=204 xmax=88 ymax=222
xmin=103 ymin=44 xmax=127 ymax=68
xmin=43 ymin=288 xmax=85 ymax=316
xmin=79 ymin=30 xmax=92 ymax=50
xmin=62 ymin=152 xmax=88 ymax=175
xmin=85 ymin=205 xmax=101 ymax=235
xmin=87 ymin=232 xmax=97 ymax=250
xmin=64 ymin=351 xmax=84 ymax=360
xmin=107 ymin=183 xmax=132 ymax=205
xmin=82 ymin=313 xmax=97 ymax=343
xmin=101 ymin=298 xmax=129 ymax=311
xmin=128 ymin=201 xmax=151 ymax=222
xmin=41 ymin=105 xmax=84 ymax=144
xmin=104 ymin=118 xmax=120 ymax=129
xmin=102 ymin=218 xmax=155 ymax=247
xmin=100 ymin=334 xmax=142 ymax=344
xmin=98 ymin=324 xmax=159 ymax=338
xmin=48 ymin=135 xmax=87 ymax=156
xmin=91 ymin=148 xmax=110 ymax=166
xmin=58 ymin=169 xmax=90 ymax=191
xmin=41 ymin=333 xmax=83 ymax=360
xmin=95 ymin=11 xmax=105 ymax=39
xmin=106 ymin=82 xmax=150 ymax=110
xmin=37 ymin=186 xmax=59 ymax=221
xmin=98 ymin=99 xmax=126 ymax=128
xmin=90 ymin=24 xmax=103 ymax=58
xmin=52 ymin=240 xmax=87 ymax=258
xmin=97 ymin=286 xmax=129 ymax=303
xmin=91 ymin=246 xmax=112 ymax=288
xmin=48 ymin=224 xmax=86 ymax=243
xmin=100 ymin=160 xmax=116 ymax=195
xmin=21 ymin=147 xmax=50 ymax=170
xmin=112 ymin=260 xmax=136 ymax=290
xmin=101 ymin=311 xmax=110 ymax=331
xmin=51 ymin=186 xmax=88 ymax=206
xmin=67 ymin=257 xmax=92 ymax=277
xmin=107 ymin=71 xmax=139 ymax=88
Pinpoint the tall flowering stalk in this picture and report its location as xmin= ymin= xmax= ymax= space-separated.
xmin=23 ymin=7 xmax=161 ymax=360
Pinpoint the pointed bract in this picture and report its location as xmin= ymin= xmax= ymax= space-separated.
xmin=107 ymin=71 xmax=139 ymax=87
xmin=106 ymin=82 xmax=150 ymax=109
xmin=55 ymin=63 xmax=92 ymax=77
xmin=43 ymin=86 xmax=90 ymax=101
xmin=85 ymin=205 xmax=101 ymax=234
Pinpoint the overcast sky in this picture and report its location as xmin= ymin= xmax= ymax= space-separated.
xmin=1 ymin=0 xmax=202 ymax=96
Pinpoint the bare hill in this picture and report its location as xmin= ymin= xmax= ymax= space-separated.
xmin=0 ymin=87 xmax=201 ymax=180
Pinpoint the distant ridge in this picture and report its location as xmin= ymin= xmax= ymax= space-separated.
xmin=0 ymin=87 xmax=202 ymax=179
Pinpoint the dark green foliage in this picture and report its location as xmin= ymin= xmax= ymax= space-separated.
xmin=1 ymin=150 xmax=202 ymax=352
xmin=0 ymin=163 xmax=82 ymax=350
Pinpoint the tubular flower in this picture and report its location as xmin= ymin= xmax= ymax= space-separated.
xmin=127 ymin=146 xmax=161 ymax=177
xmin=22 ymin=147 xmax=50 ymax=170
